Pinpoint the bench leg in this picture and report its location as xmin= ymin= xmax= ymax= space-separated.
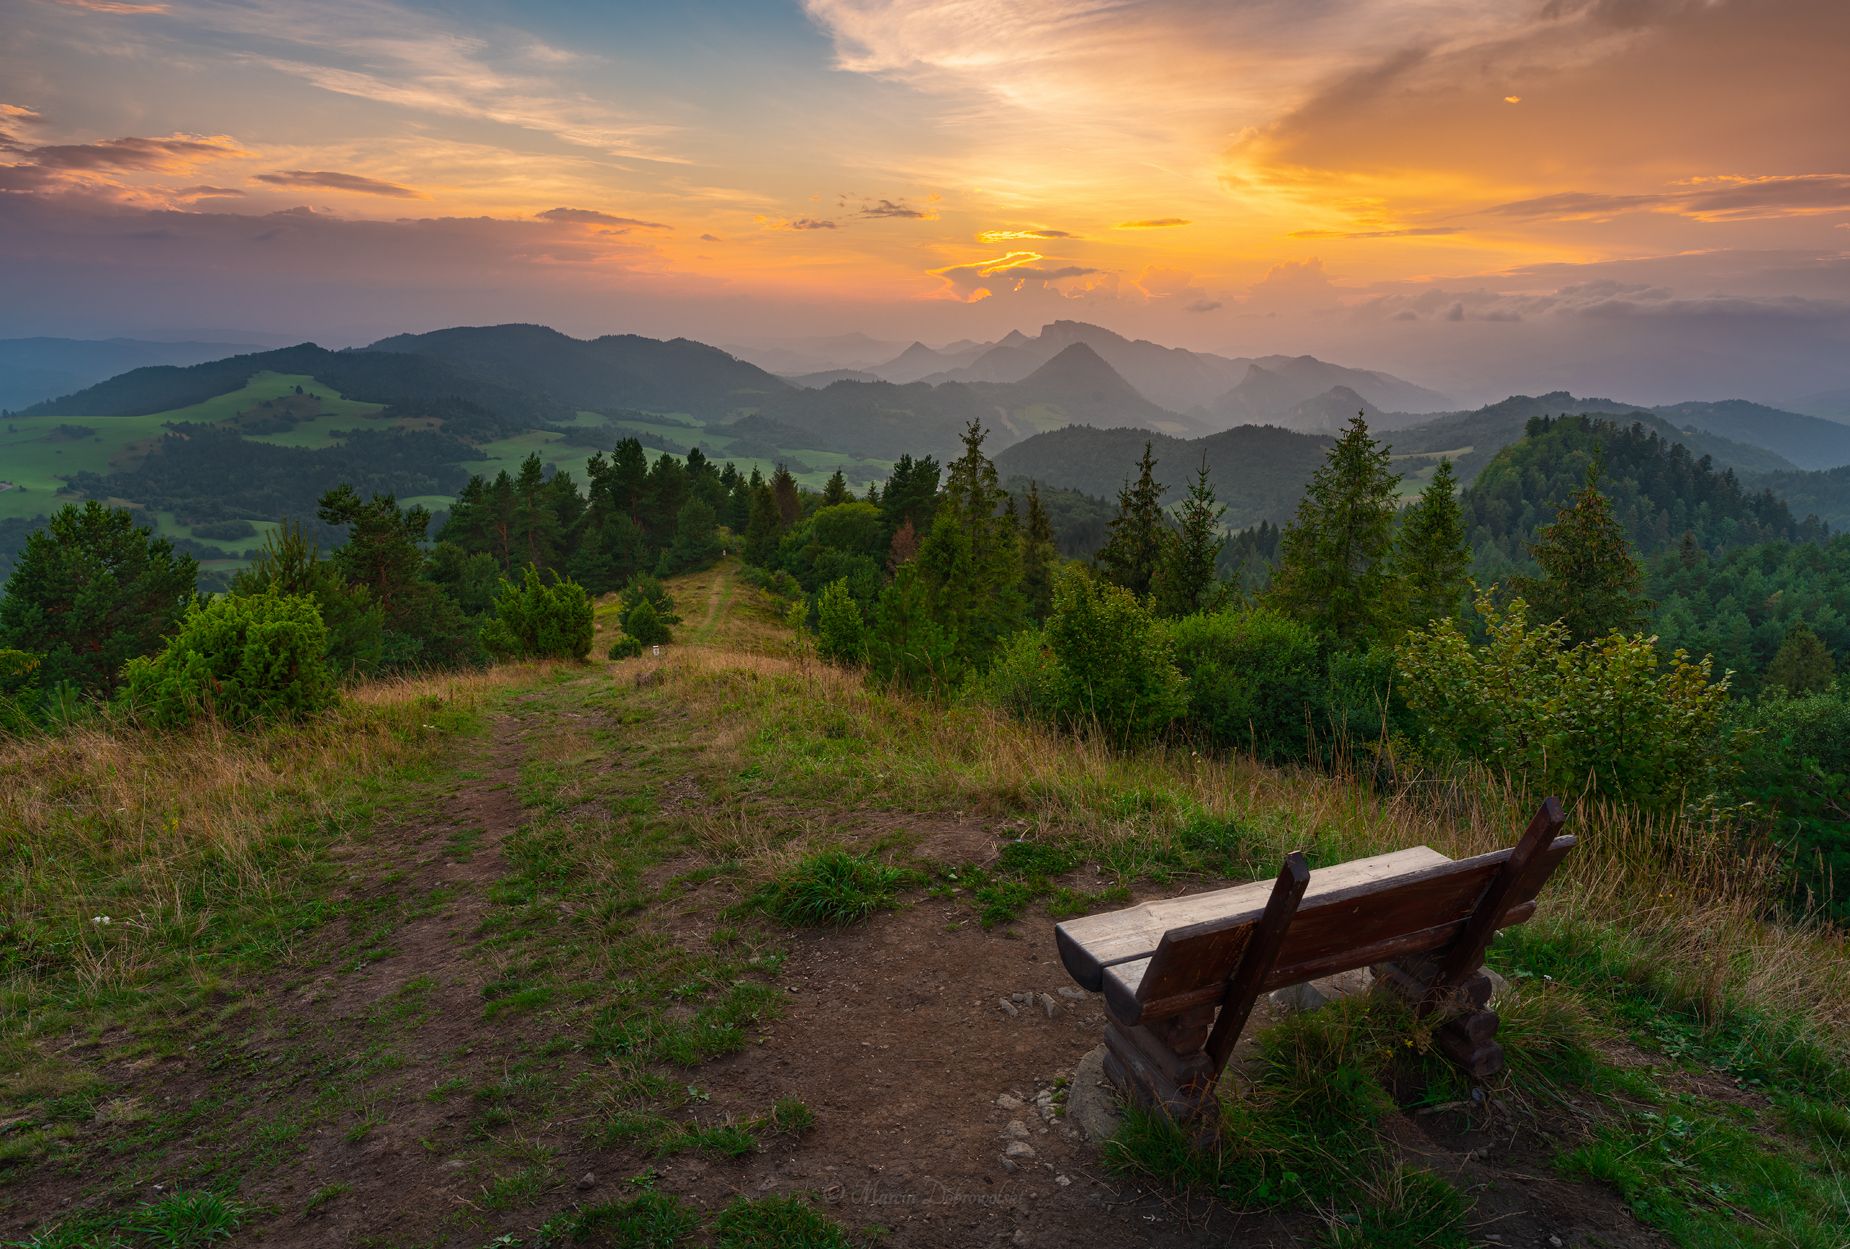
xmin=1372 ymin=956 xmax=1503 ymax=1079
xmin=1100 ymin=1003 xmax=1218 ymax=1118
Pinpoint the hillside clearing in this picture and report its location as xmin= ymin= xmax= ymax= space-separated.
xmin=2 ymin=563 xmax=1845 ymax=1246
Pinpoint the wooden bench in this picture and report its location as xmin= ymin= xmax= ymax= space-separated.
xmin=1055 ymin=799 xmax=1573 ymax=1116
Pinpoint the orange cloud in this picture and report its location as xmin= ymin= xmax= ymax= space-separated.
xmin=255 ymin=169 xmax=424 ymax=198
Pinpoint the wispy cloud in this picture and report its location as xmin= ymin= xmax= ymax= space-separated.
xmin=25 ymin=133 xmax=244 ymax=172
xmin=1484 ymin=174 xmax=1850 ymax=223
xmin=978 ymin=227 xmax=1073 ymax=241
xmin=782 ymin=217 xmax=838 ymax=230
xmin=853 ymin=197 xmax=930 ymax=219
xmin=537 ymin=207 xmax=671 ymax=229
xmin=1291 ymin=225 xmax=1463 ymax=239
xmin=50 ymin=0 xmax=170 ymax=12
xmin=256 ymin=168 xmax=423 ymax=198
xmin=1116 ymin=217 xmax=1189 ymax=229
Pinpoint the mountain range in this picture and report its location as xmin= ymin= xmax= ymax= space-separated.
xmin=0 ymin=337 xmax=271 ymax=412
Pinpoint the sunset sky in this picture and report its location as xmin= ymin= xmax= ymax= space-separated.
xmin=2 ymin=0 xmax=1847 ymax=402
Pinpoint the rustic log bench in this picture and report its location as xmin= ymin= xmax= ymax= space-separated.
xmin=1055 ymin=799 xmax=1573 ymax=1116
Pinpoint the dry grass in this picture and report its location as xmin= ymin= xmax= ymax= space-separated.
xmin=0 ymin=664 xmax=546 ymax=1022
xmin=658 ymin=603 xmax=1850 ymax=1054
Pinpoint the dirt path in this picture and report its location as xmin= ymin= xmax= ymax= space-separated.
xmin=250 ymin=713 xmax=529 ymax=1246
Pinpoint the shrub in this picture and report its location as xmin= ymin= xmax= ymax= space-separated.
xmin=1732 ymin=687 xmax=1850 ymax=918
xmin=813 ymin=577 xmax=865 ymax=665
xmin=117 ymin=590 xmax=336 ymax=729
xmin=607 ymin=635 xmax=644 ymax=660
xmin=978 ymin=627 xmax=1060 ymax=723
xmin=619 ymin=575 xmax=679 ymax=647
xmin=1169 ymin=608 xmax=1320 ymax=761
xmin=1398 ymin=589 xmax=1734 ymax=811
xmin=0 ymin=648 xmax=41 ymax=735
xmin=479 ymin=566 xmax=594 ymax=661
xmin=1043 ymin=567 xmax=1186 ymax=745
xmin=751 ymin=850 xmax=909 ymax=927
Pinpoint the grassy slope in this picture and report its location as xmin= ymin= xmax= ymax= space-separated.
xmin=2 ymin=563 xmax=1846 ymax=1246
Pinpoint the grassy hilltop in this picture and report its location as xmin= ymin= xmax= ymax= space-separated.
xmin=3 ymin=561 xmax=1847 ymax=1248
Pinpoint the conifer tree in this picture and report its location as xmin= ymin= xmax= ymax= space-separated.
xmin=512 ymin=453 xmax=562 ymax=570
xmin=770 ymin=464 xmax=801 ymax=528
xmin=1267 ymin=414 xmax=1401 ymax=644
xmin=926 ymin=420 xmax=1023 ymax=666
xmin=821 ymin=470 xmax=851 ymax=507
xmin=1765 ymin=622 xmax=1836 ymax=696
xmin=1392 ymin=458 xmax=1471 ymax=630
xmin=1020 ymin=482 xmax=1059 ymax=622
xmin=1095 ymin=442 xmax=1168 ymax=599
xmin=1513 ymin=461 xmax=1648 ymax=643
xmin=1152 ymin=455 xmax=1227 ymax=618
xmin=743 ymin=480 xmax=781 ymax=566
xmin=0 ymin=502 xmax=197 ymax=696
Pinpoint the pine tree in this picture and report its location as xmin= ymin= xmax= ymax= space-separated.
xmin=1020 ymin=482 xmax=1058 ymax=622
xmin=1513 ymin=461 xmax=1649 ymax=643
xmin=1392 ymin=458 xmax=1471 ymax=630
xmin=513 ymin=453 xmax=562 ymax=570
xmin=1095 ymin=443 xmax=1167 ymax=599
xmin=1152 ymin=455 xmax=1227 ymax=618
xmin=927 ymin=420 xmax=1023 ymax=667
xmin=0 ymin=502 xmax=198 ymax=696
xmin=743 ymin=480 xmax=780 ymax=566
xmin=1765 ymin=622 xmax=1836 ymax=696
xmin=1267 ymin=414 xmax=1401 ymax=644
xmin=770 ymin=464 xmax=801 ymax=528
xmin=821 ymin=470 xmax=851 ymax=507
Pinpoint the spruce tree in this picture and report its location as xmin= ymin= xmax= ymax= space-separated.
xmin=770 ymin=464 xmax=801 ymax=528
xmin=1020 ymin=482 xmax=1059 ymax=622
xmin=924 ymin=421 xmax=1023 ymax=668
xmin=821 ymin=470 xmax=850 ymax=507
xmin=1152 ymin=454 xmax=1227 ymax=618
xmin=1513 ymin=461 xmax=1648 ymax=643
xmin=1392 ymin=458 xmax=1471 ymax=630
xmin=1095 ymin=442 xmax=1167 ymax=599
xmin=743 ymin=480 xmax=780 ymax=566
xmin=1267 ymin=414 xmax=1401 ymax=644
xmin=1765 ymin=622 xmax=1836 ymax=696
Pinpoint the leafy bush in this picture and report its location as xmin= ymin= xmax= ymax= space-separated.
xmin=1043 ymin=567 xmax=1186 ymax=745
xmin=813 ymin=577 xmax=865 ymax=665
xmin=977 ymin=627 xmax=1061 ymax=723
xmin=1398 ymin=589 xmax=1734 ymax=811
xmin=1732 ymin=687 xmax=1850 ymax=918
xmin=751 ymin=850 xmax=909 ymax=926
xmin=1169 ymin=608 xmax=1319 ymax=761
xmin=479 ymin=565 xmax=594 ymax=661
xmin=607 ymin=635 xmax=644 ymax=660
xmin=0 ymin=648 xmax=41 ymax=735
xmin=117 ymin=590 xmax=336 ymax=729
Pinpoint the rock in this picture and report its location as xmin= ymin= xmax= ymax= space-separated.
xmin=998 ymin=997 xmax=1019 ymax=1018
xmin=1057 ymin=987 xmax=1086 ymax=1001
xmin=1486 ymin=967 xmax=1511 ymax=1004
xmin=1011 ymin=991 xmax=1032 ymax=1005
xmin=999 ymin=1155 xmax=1018 ymax=1173
xmin=996 ymin=1093 xmax=1024 ymax=1111
xmin=1038 ymin=993 xmax=1057 ymax=1019
xmin=1313 ymin=968 xmax=1373 ymax=1000
xmin=1003 ymin=1140 xmax=1037 ymax=1160
xmin=1270 ymin=980 xmax=1327 ymax=1014
xmin=1004 ymin=1119 xmax=1032 ymax=1140
xmin=1063 ymin=1045 xmax=1123 ymax=1143
xmin=1054 ymin=1174 xmax=1071 ymax=1187
xmin=575 ymin=1172 xmax=596 ymax=1190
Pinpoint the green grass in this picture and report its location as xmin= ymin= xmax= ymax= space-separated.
xmin=536 ymin=1189 xmax=700 ymax=1247
xmin=749 ymin=849 xmax=912 ymax=927
xmin=710 ymin=1195 xmax=855 ymax=1249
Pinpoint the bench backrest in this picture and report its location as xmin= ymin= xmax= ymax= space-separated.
xmin=1103 ymin=833 xmax=1573 ymax=1023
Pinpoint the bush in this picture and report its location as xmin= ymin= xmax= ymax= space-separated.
xmin=607 ymin=635 xmax=644 ymax=660
xmin=978 ymin=627 xmax=1061 ymax=723
xmin=1732 ymin=687 xmax=1850 ymax=918
xmin=814 ymin=577 xmax=865 ymax=665
xmin=1169 ymin=608 xmax=1320 ymax=761
xmin=117 ymin=590 xmax=336 ymax=728
xmin=1043 ymin=567 xmax=1186 ymax=745
xmin=479 ymin=566 xmax=594 ymax=661
xmin=619 ymin=575 xmax=679 ymax=647
xmin=751 ymin=850 xmax=910 ymax=926
xmin=1398 ymin=589 xmax=1734 ymax=811
xmin=0 ymin=648 xmax=42 ymax=735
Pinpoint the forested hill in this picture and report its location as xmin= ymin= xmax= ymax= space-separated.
xmin=1386 ymin=392 xmax=1799 ymax=482
xmin=1464 ymin=414 xmax=1827 ymax=570
xmin=1747 ymin=463 xmax=1850 ymax=531
xmin=992 ymin=423 xmax=1334 ymax=529
xmin=367 ymin=324 xmax=792 ymax=418
xmin=22 ymin=342 xmax=563 ymax=435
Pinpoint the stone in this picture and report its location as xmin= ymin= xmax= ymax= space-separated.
xmin=1486 ymin=968 xmax=1511 ymax=1004
xmin=998 ymin=997 xmax=1019 ymax=1018
xmin=1313 ymin=967 xmax=1374 ymax=1000
xmin=1004 ymin=1119 xmax=1032 ymax=1139
xmin=996 ymin=1093 xmax=1024 ymax=1110
xmin=575 ymin=1172 xmax=596 ymax=1190
xmin=1057 ymin=987 xmax=1086 ymax=1001
xmin=1270 ymin=980 xmax=1327 ymax=1014
xmin=1063 ymin=1045 xmax=1123 ymax=1143
xmin=1011 ymin=991 xmax=1032 ymax=1005
xmin=1038 ymin=993 xmax=1057 ymax=1019
xmin=1054 ymin=1174 xmax=1071 ymax=1187
xmin=1003 ymin=1140 xmax=1037 ymax=1160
